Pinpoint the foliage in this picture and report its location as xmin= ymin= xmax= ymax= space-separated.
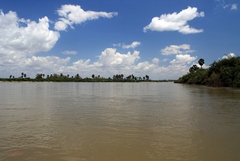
xmin=175 ymin=56 xmax=240 ymax=88
xmin=198 ymin=58 xmax=204 ymax=68
xmin=1 ymin=72 xmax=158 ymax=83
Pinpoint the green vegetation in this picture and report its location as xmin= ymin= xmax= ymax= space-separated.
xmin=175 ymin=56 xmax=240 ymax=88
xmin=0 ymin=73 xmax=174 ymax=83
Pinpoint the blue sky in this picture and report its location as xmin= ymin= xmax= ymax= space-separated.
xmin=0 ymin=0 xmax=239 ymax=79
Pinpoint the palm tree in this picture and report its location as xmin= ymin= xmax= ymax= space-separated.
xmin=36 ymin=73 xmax=42 ymax=79
xmin=189 ymin=64 xmax=199 ymax=73
xmin=121 ymin=74 xmax=124 ymax=79
xmin=75 ymin=74 xmax=80 ymax=79
xmin=193 ymin=64 xmax=199 ymax=71
xmin=92 ymin=74 xmax=95 ymax=79
xmin=189 ymin=66 xmax=194 ymax=73
xmin=145 ymin=75 xmax=149 ymax=80
xmin=198 ymin=58 xmax=204 ymax=69
xmin=9 ymin=75 xmax=12 ymax=79
xmin=131 ymin=74 xmax=134 ymax=80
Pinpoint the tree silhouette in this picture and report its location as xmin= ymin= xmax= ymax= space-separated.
xmin=75 ymin=74 xmax=80 ymax=79
xmin=189 ymin=64 xmax=199 ymax=73
xmin=145 ymin=75 xmax=149 ymax=80
xmin=198 ymin=58 xmax=204 ymax=69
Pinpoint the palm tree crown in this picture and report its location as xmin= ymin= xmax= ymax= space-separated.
xmin=198 ymin=58 xmax=204 ymax=68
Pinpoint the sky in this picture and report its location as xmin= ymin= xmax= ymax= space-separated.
xmin=0 ymin=0 xmax=239 ymax=80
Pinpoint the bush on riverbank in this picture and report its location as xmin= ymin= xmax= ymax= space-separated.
xmin=175 ymin=56 xmax=240 ymax=88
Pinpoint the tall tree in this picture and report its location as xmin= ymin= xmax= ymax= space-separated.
xmin=198 ymin=58 xmax=204 ymax=69
xmin=145 ymin=75 xmax=149 ymax=80
xmin=36 ymin=73 xmax=42 ymax=79
xmin=121 ymin=74 xmax=124 ymax=79
xmin=189 ymin=64 xmax=199 ymax=73
xmin=75 ymin=74 xmax=80 ymax=79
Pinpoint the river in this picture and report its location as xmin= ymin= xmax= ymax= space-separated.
xmin=0 ymin=82 xmax=240 ymax=161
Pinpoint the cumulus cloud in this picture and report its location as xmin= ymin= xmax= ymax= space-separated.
xmin=62 ymin=50 xmax=78 ymax=55
xmin=23 ymin=56 xmax=70 ymax=75
xmin=152 ymin=58 xmax=159 ymax=65
xmin=161 ymin=44 xmax=194 ymax=55
xmin=54 ymin=4 xmax=118 ymax=31
xmin=0 ymin=10 xmax=60 ymax=56
xmin=0 ymin=8 xmax=197 ymax=80
xmin=0 ymin=10 xmax=61 ymax=77
xmin=170 ymin=54 xmax=197 ymax=65
xmin=96 ymin=48 xmax=140 ymax=68
xmin=0 ymin=43 xmax=197 ymax=79
xmin=222 ymin=53 xmax=235 ymax=59
xmin=143 ymin=6 xmax=204 ymax=34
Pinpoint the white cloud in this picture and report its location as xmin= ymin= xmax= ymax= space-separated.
xmin=55 ymin=48 xmax=197 ymax=80
xmin=152 ymin=58 xmax=159 ymax=65
xmin=161 ymin=44 xmax=194 ymax=55
xmin=113 ymin=43 xmax=122 ymax=47
xmin=216 ymin=0 xmax=238 ymax=10
xmin=24 ymin=56 xmax=70 ymax=74
xmin=54 ymin=4 xmax=118 ymax=31
xmin=0 ymin=9 xmax=197 ymax=80
xmin=62 ymin=50 xmax=78 ymax=55
xmin=170 ymin=54 xmax=197 ymax=65
xmin=143 ymin=6 xmax=204 ymax=34
xmin=0 ymin=44 xmax=197 ymax=79
xmin=223 ymin=4 xmax=238 ymax=10
xmin=122 ymin=41 xmax=141 ymax=49
xmin=96 ymin=48 xmax=140 ymax=68
xmin=0 ymin=10 xmax=60 ymax=56
xmin=0 ymin=10 xmax=60 ymax=77
xmin=113 ymin=41 xmax=141 ymax=49
xmin=222 ymin=52 xmax=235 ymax=59
xmin=231 ymin=4 xmax=238 ymax=10
xmin=134 ymin=61 xmax=155 ymax=71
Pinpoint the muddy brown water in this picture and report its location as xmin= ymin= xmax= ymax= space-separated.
xmin=0 ymin=82 xmax=240 ymax=161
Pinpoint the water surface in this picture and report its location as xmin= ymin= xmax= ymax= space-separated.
xmin=0 ymin=82 xmax=240 ymax=161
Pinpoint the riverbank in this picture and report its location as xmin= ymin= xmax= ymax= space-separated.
xmin=175 ymin=56 xmax=240 ymax=88
xmin=0 ymin=78 xmax=174 ymax=83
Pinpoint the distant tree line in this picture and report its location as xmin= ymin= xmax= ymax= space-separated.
xmin=2 ymin=72 xmax=161 ymax=82
xmin=175 ymin=56 xmax=240 ymax=88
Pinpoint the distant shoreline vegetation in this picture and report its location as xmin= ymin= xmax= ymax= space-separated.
xmin=175 ymin=56 xmax=240 ymax=88
xmin=0 ymin=73 xmax=174 ymax=83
